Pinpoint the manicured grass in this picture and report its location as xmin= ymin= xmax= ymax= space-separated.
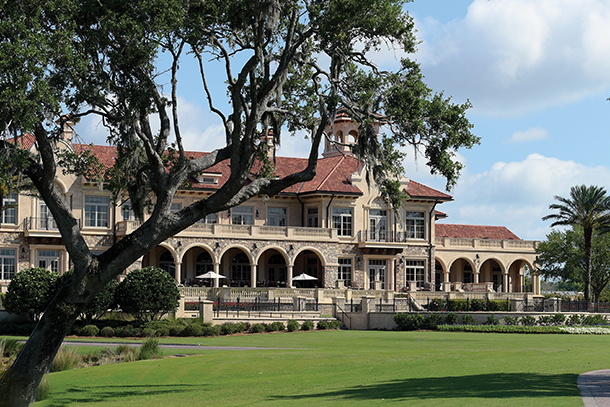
xmin=34 ymin=330 xmax=610 ymax=406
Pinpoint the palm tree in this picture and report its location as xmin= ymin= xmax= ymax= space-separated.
xmin=543 ymin=185 xmax=610 ymax=303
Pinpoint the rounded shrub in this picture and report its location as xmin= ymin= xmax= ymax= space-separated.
xmin=301 ymin=320 xmax=314 ymax=331
xmin=79 ymin=325 xmax=99 ymax=337
xmin=444 ymin=312 xmax=459 ymax=325
xmin=181 ymin=324 xmax=203 ymax=337
xmin=462 ymin=314 xmax=477 ymax=325
xmin=269 ymin=322 xmax=285 ymax=332
xmin=287 ymin=319 xmax=300 ymax=332
xmin=330 ymin=320 xmax=344 ymax=330
xmin=156 ymin=326 xmax=170 ymax=337
xmin=250 ymin=323 xmax=265 ymax=333
xmin=142 ymin=327 xmax=156 ymax=337
xmin=316 ymin=320 xmax=330 ymax=330
xmin=99 ymin=326 xmax=115 ymax=337
xmin=220 ymin=323 xmax=237 ymax=335
xmin=520 ymin=315 xmax=536 ymax=326
xmin=202 ymin=325 xmax=221 ymax=337
xmin=169 ymin=325 xmax=185 ymax=337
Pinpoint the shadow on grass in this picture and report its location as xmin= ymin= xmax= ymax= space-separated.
xmin=42 ymin=384 xmax=203 ymax=406
xmin=270 ymin=373 xmax=579 ymax=402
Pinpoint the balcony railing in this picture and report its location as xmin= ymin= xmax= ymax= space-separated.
xmin=434 ymin=236 xmax=538 ymax=251
xmin=116 ymin=220 xmax=338 ymax=240
xmin=358 ymin=230 xmax=420 ymax=243
xmin=24 ymin=217 xmax=81 ymax=232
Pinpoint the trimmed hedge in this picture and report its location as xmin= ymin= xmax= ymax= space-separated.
xmin=428 ymin=298 xmax=509 ymax=312
xmin=437 ymin=324 xmax=564 ymax=334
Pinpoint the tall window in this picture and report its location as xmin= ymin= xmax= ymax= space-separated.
xmin=405 ymin=211 xmax=425 ymax=239
xmin=0 ymin=249 xmax=16 ymax=280
xmin=267 ymin=207 xmax=287 ymax=226
xmin=332 ymin=207 xmax=353 ymax=236
xmin=463 ymin=262 xmax=473 ymax=284
xmin=38 ymin=250 xmax=60 ymax=273
xmin=84 ymin=196 xmax=109 ymax=227
xmin=307 ymin=207 xmax=318 ymax=228
xmin=231 ymin=206 xmax=253 ymax=225
xmin=121 ymin=202 xmax=134 ymax=221
xmin=267 ymin=253 xmax=287 ymax=282
xmin=39 ymin=202 xmax=57 ymax=230
xmin=1 ymin=193 xmax=17 ymax=225
xmin=159 ymin=251 xmax=175 ymax=278
xmin=368 ymin=259 xmax=386 ymax=289
xmin=195 ymin=251 xmax=214 ymax=275
xmin=232 ymin=252 xmax=251 ymax=286
xmin=338 ymin=258 xmax=352 ymax=287
xmin=405 ymin=260 xmax=425 ymax=288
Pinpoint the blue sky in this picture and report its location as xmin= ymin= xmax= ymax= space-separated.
xmin=77 ymin=0 xmax=610 ymax=241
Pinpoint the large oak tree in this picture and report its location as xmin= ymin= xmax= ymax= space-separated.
xmin=0 ymin=1 xmax=478 ymax=404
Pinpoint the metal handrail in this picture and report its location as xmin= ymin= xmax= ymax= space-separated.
xmin=334 ymin=302 xmax=351 ymax=330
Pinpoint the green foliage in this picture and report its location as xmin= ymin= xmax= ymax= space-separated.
xmin=36 ymin=374 xmax=50 ymax=401
xmin=250 ymin=323 xmax=265 ymax=334
xmin=220 ymin=323 xmax=239 ymax=335
xmin=180 ymin=324 xmax=203 ymax=337
xmin=520 ymin=315 xmax=537 ymax=326
xmin=427 ymin=298 xmax=508 ymax=312
xmin=581 ymin=314 xmax=608 ymax=326
xmin=536 ymin=227 xmax=610 ymax=303
xmin=169 ymin=325 xmax=185 ymax=337
xmin=503 ymin=316 xmax=519 ymax=326
xmin=50 ymin=346 xmax=81 ymax=372
xmin=444 ymin=312 xmax=459 ymax=325
xmin=266 ymin=322 xmax=285 ymax=332
xmin=115 ymin=267 xmax=180 ymax=322
xmin=138 ymin=338 xmax=162 ymax=360
xmin=286 ymin=319 xmax=300 ymax=332
xmin=542 ymin=185 xmax=610 ymax=302
xmin=300 ymin=321 xmax=314 ymax=331
xmin=484 ymin=315 xmax=500 ymax=325
xmin=316 ymin=320 xmax=330 ymax=330
xmin=462 ymin=314 xmax=477 ymax=325
xmin=78 ymin=324 xmax=100 ymax=337
xmin=567 ymin=314 xmax=582 ymax=326
xmin=99 ymin=326 xmax=115 ymax=338
xmin=202 ymin=325 xmax=221 ymax=337
xmin=551 ymin=314 xmax=566 ymax=325
xmin=437 ymin=325 xmax=564 ymax=334
xmin=4 ymin=267 xmax=60 ymax=321
xmin=393 ymin=313 xmax=426 ymax=331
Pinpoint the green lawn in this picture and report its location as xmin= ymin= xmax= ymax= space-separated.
xmin=34 ymin=330 xmax=609 ymax=406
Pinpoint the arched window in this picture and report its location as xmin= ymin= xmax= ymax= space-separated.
xmin=232 ymin=252 xmax=251 ymax=286
xmin=267 ymin=253 xmax=286 ymax=283
xmin=159 ymin=251 xmax=175 ymax=278
xmin=463 ymin=261 xmax=473 ymax=284
xmin=196 ymin=251 xmax=214 ymax=275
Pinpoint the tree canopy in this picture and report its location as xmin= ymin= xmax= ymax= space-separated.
xmin=4 ymin=268 xmax=60 ymax=322
xmin=542 ymin=185 xmax=610 ymax=302
xmin=115 ymin=267 xmax=180 ymax=322
xmin=0 ymin=1 xmax=478 ymax=404
xmin=536 ymin=227 xmax=610 ymax=303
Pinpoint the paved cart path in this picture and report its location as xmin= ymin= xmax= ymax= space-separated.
xmin=579 ymin=370 xmax=610 ymax=407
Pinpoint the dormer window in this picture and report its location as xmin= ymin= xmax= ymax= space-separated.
xmin=197 ymin=173 xmax=220 ymax=184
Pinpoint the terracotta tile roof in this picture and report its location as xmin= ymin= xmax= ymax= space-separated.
xmin=435 ymin=224 xmax=521 ymax=240
xmin=405 ymin=180 xmax=452 ymax=201
xmin=6 ymin=133 xmax=36 ymax=150
xmin=75 ymin=144 xmax=365 ymax=195
xmin=434 ymin=210 xmax=448 ymax=219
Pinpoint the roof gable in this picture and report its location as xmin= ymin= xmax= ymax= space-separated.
xmin=435 ymin=224 xmax=520 ymax=240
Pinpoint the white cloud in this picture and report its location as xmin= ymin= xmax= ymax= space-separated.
xmin=414 ymin=0 xmax=610 ymax=116
xmin=443 ymin=153 xmax=610 ymax=239
xmin=505 ymin=126 xmax=548 ymax=143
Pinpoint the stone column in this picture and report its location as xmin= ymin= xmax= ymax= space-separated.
xmin=503 ymin=272 xmax=509 ymax=293
xmin=214 ymin=263 xmax=220 ymax=288
xmin=474 ymin=271 xmax=480 ymax=284
xmin=175 ymin=261 xmax=182 ymax=284
xmin=387 ymin=260 xmax=395 ymax=291
xmin=251 ymin=264 xmax=257 ymax=288
xmin=287 ymin=264 xmax=294 ymax=288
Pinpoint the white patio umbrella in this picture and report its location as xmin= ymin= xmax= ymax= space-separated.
xmin=291 ymin=273 xmax=317 ymax=288
xmin=196 ymin=271 xmax=226 ymax=279
xmin=291 ymin=273 xmax=317 ymax=281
